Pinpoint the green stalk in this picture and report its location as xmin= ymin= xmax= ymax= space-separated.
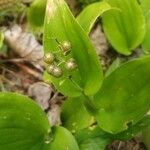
xmin=143 ymin=126 xmax=150 ymax=150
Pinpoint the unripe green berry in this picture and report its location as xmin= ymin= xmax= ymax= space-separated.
xmin=47 ymin=64 xmax=55 ymax=74
xmin=53 ymin=67 xmax=63 ymax=78
xmin=47 ymin=64 xmax=63 ymax=78
xmin=65 ymin=58 xmax=78 ymax=71
xmin=44 ymin=52 xmax=55 ymax=64
xmin=61 ymin=41 xmax=71 ymax=53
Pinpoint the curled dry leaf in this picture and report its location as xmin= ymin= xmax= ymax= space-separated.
xmin=47 ymin=104 xmax=61 ymax=126
xmin=4 ymin=25 xmax=44 ymax=61
xmin=28 ymin=82 xmax=52 ymax=110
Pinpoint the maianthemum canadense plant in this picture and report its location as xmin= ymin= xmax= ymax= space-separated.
xmin=0 ymin=0 xmax=150 ymax=149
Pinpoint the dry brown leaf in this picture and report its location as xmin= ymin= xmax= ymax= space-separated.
xmin=28 ymin=82 xmax=52 ymax=110
xmin=4 ymin=25 xmax=44 ymax=61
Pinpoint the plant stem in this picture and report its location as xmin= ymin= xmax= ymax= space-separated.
xmin=83 ymin=94 xmax=99 ymax=115
xmin=69 ymin=76 xmax=98 ymax=115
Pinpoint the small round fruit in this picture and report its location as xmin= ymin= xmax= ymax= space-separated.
xmin=53 ymin=67 xmax=63 ymax=78
xmin=44 ymin=52 xmax=55 ymax=64
xmin=47 ymin=64 xmax=55 ymax=74
xmin=61 ymin=41 xmax=71 ymax=52
xmin=65 ymin=58 xmax=78 ymax=71
xmin=47 ymin=65 xmax=63 ymax=78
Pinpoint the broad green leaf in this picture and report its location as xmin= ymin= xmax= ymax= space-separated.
xmin=139 ymin=0 xmax=150 ymax=15
xmin=0 ymin=92 xmax=51 ymax=150
xmin=94 ymin=56 xmax=150 ymax=133
xmin=75 ymin=126 xmax=111 ymax=150
xmin=0 ymin=92 xmax=79 ymax=150
xmin=105 ymin=57 xmax=122 ymax=77
xmin=143 ymin=125 xmax=150 ymax=150
xmin=48 ymin=126 xmax=79 ymax=150
xmin=140 ymin=0 xmax=150 ymax=53
xmin=44 ymin=0 xmax=103 ymax=97
xmin=27 ymin=0 xmax=47 ymax=27
xmin=102 ymin=0 xmax=145 ymax=55
xmin=142 ymin=13 xmax=150 ymax=53
xmin=76 ymin=1 xmax=111 ymax=34
xmin=61 ymin=96 xmax=94 ymax=132
xmin=114 ymin=115 xmax=150 ymax=141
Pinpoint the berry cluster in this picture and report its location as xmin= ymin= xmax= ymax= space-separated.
xmin=44 ymin=41 xmax=78 ymax=78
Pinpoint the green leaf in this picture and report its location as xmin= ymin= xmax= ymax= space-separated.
xmin=48 ymin=126 xmax=79 ymax=150
xmin=94 ymin=56 xmax=150 ymax=133
xmin=44 ymin=0 xmax=103 ymax=97
xmin=75 ymin=126 xmax=111 ymax=150
xmin=77 ymin=0 xmax=99 ymax=6
xmin=114 ymin=115 xmax=150 ymax=141
xmin=102 ymin=0 xmax=145 ymax=55
xmin=27 ymin=0 xmax=47 ymax=27
xmin=76 ymin=1 xmax=111 ymax=34
xmin=105 ymin=57 xmax=122 ymax=77
xmin=143 ymin=125 xmax=150 ymax=150
xmin=140 ymin=0 xmax=150 ymax=53
xmin=139 ymin=0 xmax=150 ymax=15
xmin=0 ymin=92 xmax=79 ymax=150
xmin=142 ymin=13 xmax=150 ymax=53
xmin=0 ymin=92 xmax=51 ymax=150
xmin=61 ymin=96 xmax=94 ymax=132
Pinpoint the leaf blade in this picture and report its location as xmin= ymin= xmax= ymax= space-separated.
xmin=44 ymin=0 xmax=103 ymax=96
xmin=102 ymin=0 xmax=145 ymax=55
xmin=48 ymin=126 xmax=79 ymax=150
xmin=61 ymin=96 xmax=94 ymax=132
xmin=94 ymin=56 xmax=150 ymax=133
xmin=0 ymin=92 xmax=51 ymax=150
xmin=76 ymin=1 xmax=111 ymax=34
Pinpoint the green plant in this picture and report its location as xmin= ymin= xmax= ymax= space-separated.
xmin=0 ymin=0 xmax=150 ymax=149
xmin=77 ymin=0 xmax=100 ymax=6
xmin=43 ymin=0 xmax=150 ymax=149
xmin=0 ymin=92 xmax=79 ymax=150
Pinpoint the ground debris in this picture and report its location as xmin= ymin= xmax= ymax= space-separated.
xmin=28 ymin=82 xmax=52 ymax=110
xmin=47 ymin=104 xmax=61 ymax=126
xmin=107 ymin=137 xmax=146 ymax=150
xmin=4 ymin=25 xmax=44 ymax=62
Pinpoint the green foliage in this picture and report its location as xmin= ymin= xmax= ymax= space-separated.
xmin=77 ymin=1 xmax=112 ymax=34
xmin=0 ymin=0 xmax=150 ymax=149
xmin=61 ymin=96 xmax=94 ymax=132
xmin=0 ymin=92 xmax=79 ymax=150
xmin=27 ymin=0 xmax=47 ymax=27
xmin=75 ymin=127 xmax=111 ymax=150
xmin=139 ymin=0 xmax=150 ymax=15
xmin=114 ymin=115 xmax=150 ymax=141
xmin=47 ymin=126 xmax=79 ymax=150
xmin=102 ymin=0 xmax=145 ymax=55
xmin=143 ymin=125 xmax=150 ymax=150
xmin=44 ymin=0 xmax=103 ymax=97
xmin=94 ymin=56 xmax=150 ymax=133
xmin=77 ymin=0 xmax=99 ymax=6
xmin=140 ymin=0 xmax=150 ymax=53
xmin=0 ymin=92 xmax=50 ymax=150
xmin=142 ymin=13 xmax=150 ymax=53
